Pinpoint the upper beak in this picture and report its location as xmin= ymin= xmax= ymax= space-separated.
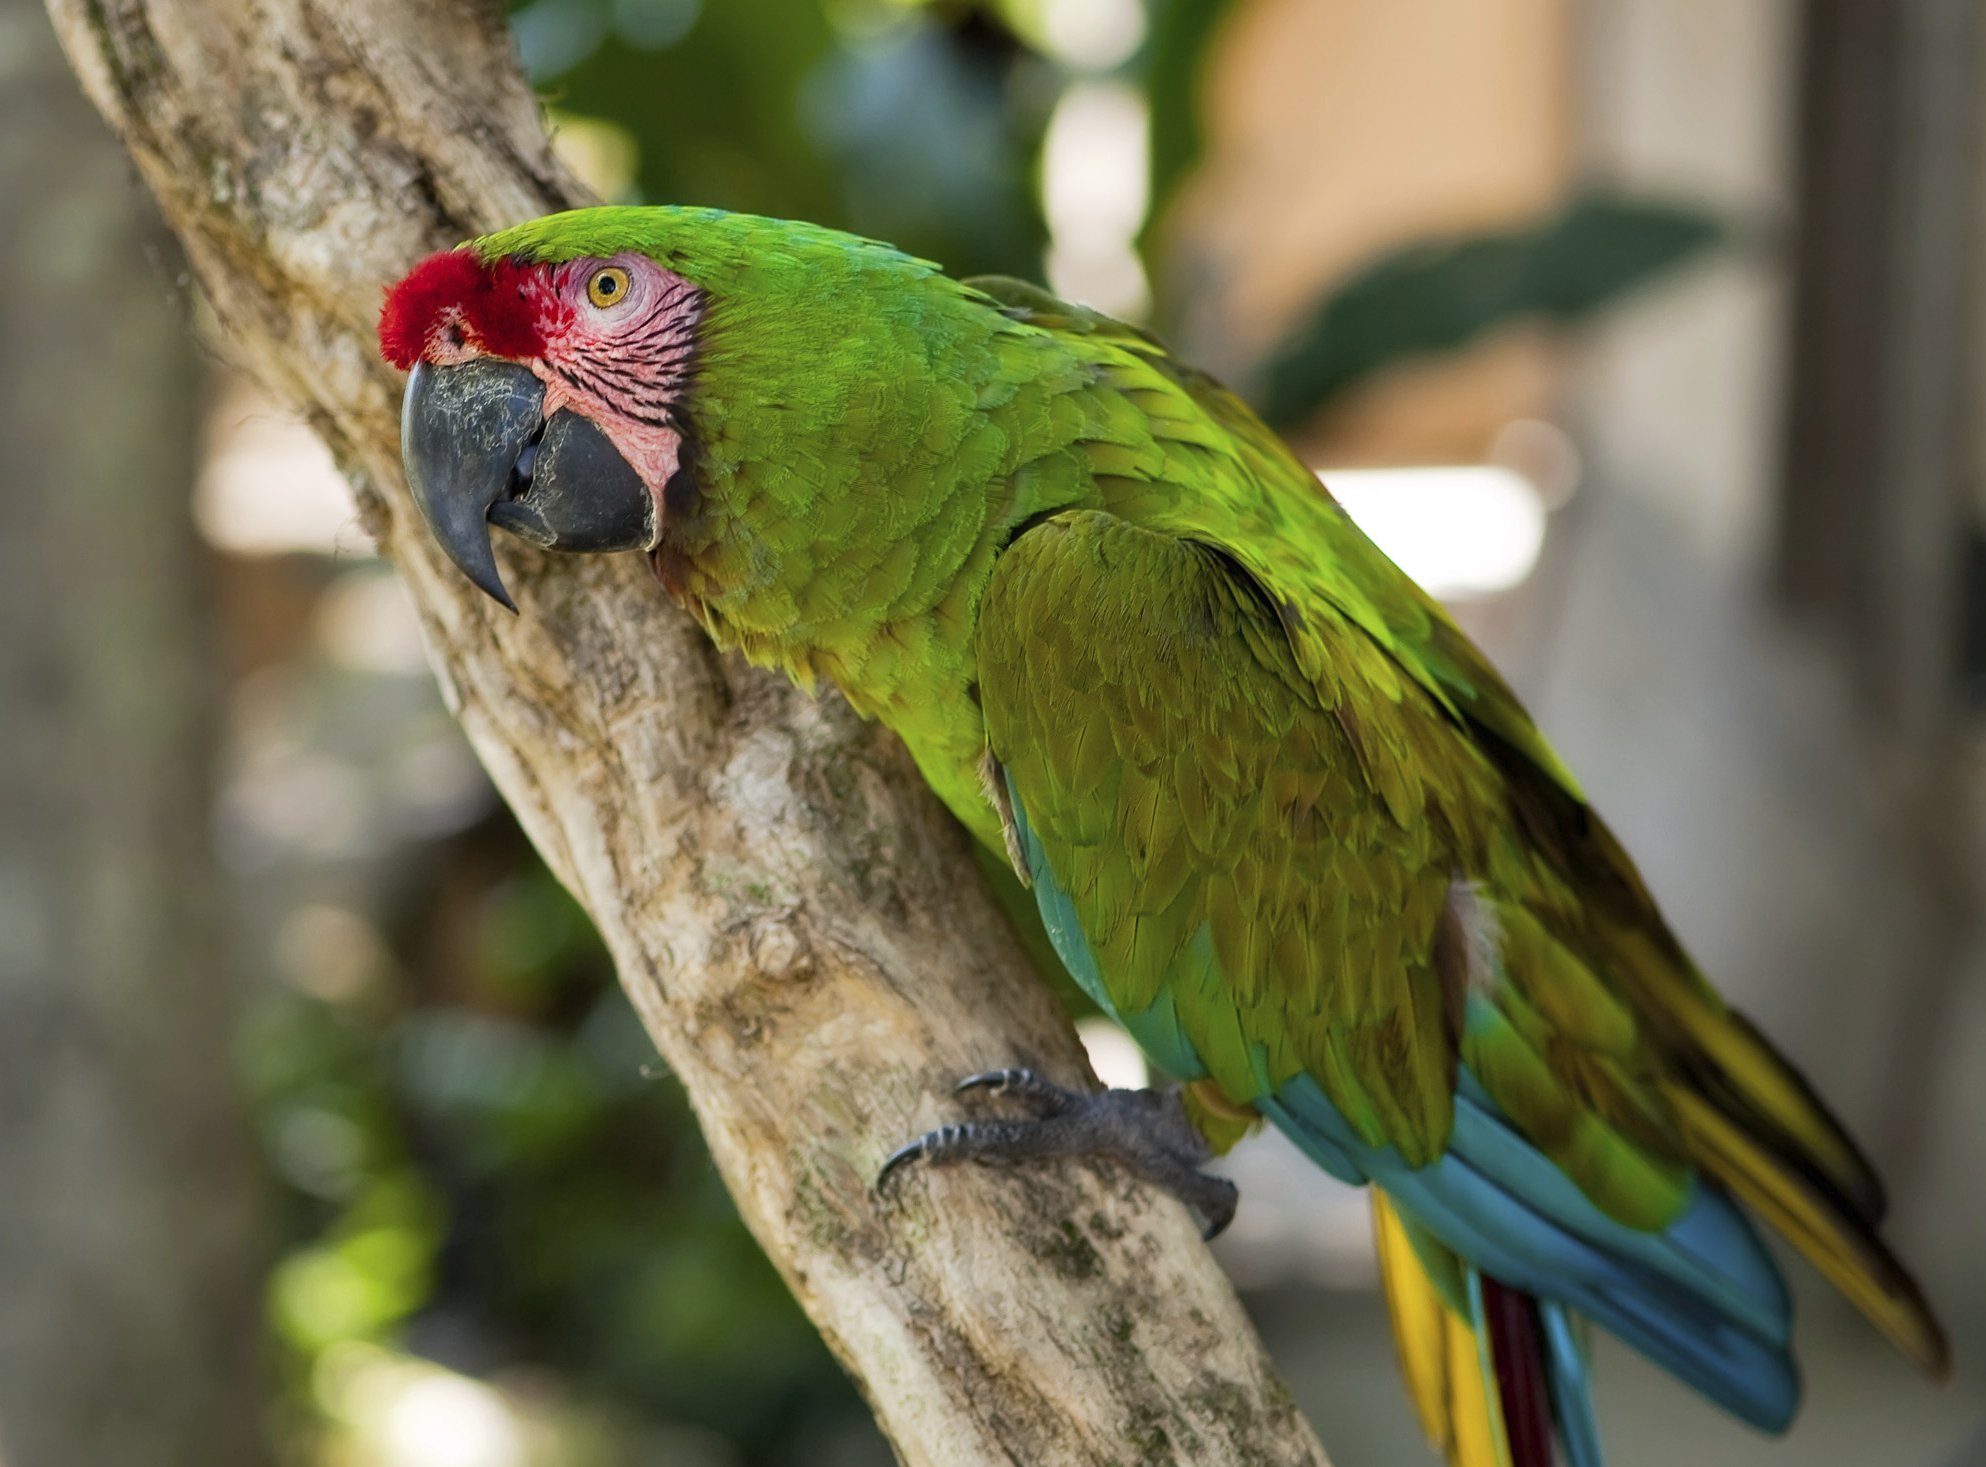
xmin=401 ymin=359 xmax=656 ymax=611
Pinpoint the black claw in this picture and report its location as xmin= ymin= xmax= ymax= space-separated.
xmin=878 ymin=1123 xmax=991 ymax=1191
xmin=954 ymin=1067 xmax=1071 ymax=1111
xmin=954 ymin=1067 xmax=1031 ymax=1096
xmin=875 ymin=1137 xmax=929 ymax=1192
xmin=1196 ymin=1177 xmax=1241 ymax=1241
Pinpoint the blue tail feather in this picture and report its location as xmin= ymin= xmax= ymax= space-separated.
xmin=1541 ymin=1301 xmax=1606 ymax=1467
xmin=1263 ymin=1072 xmax=1801 ymax=1434
xmin=1450 ymin=1072 xmax=1791 ymax=1346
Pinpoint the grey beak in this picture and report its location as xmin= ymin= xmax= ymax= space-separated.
xmin=401 ymin=359 xmax=655 ymax=612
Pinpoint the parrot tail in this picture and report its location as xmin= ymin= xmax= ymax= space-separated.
xmin=1375 ymin=1191 xmax=1604 ymax=1467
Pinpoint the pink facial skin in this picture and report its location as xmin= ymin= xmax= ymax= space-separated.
xmin=380 ymin=250 xmax=702 ymax=542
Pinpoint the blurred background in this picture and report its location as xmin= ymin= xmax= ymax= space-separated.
xmin=2 ymin=0 xmax=1983 ymax=1463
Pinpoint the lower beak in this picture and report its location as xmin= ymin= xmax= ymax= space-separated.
xmin=401 ymin=359 xmax=655 ymax=611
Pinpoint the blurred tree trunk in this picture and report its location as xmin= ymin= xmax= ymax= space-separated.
xmin=0 ymin=5 xmax=266 ymax=1465
xmin=1777 ymin=0 xmax=1982 ymax=1185
xmin=38 ymin=2 xmax=1328 ymax=1464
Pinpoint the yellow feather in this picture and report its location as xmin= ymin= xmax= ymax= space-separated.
xmin=1373 ymin=1191 xmax=1511 ymax=1467
xmin=1668 ymin=1087 xmax=1949 ymax=1376
xmin=1450 ymin=1300 xmax=1509 ymax=1467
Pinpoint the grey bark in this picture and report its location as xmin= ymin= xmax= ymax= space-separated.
xmin=1777 ymin=0 xmax=1982 ymax=1185
xmin=0 ymin=3 xmax=266 ymax=1465
xmin=38 ymin=2 xmax=1331 ymax=1463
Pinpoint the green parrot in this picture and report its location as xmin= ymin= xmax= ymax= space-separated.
xmin=380 ymin=206 xmax=1947 ymax=1467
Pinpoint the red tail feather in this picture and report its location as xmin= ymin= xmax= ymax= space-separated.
xmin=1482 ymin=1276 xmax=1556 ymax=1467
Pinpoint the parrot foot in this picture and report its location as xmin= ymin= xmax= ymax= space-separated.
xmin=876 ymin=1067 xmax=1239 ymax=1240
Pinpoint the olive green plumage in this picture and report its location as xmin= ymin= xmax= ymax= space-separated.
xmin=473 ymin=207 xmax=1944 ymax=1379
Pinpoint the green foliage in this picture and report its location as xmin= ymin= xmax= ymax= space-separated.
xmin=473 ymin=870 xmax=602 ymax=1004
xmin=269 ymin=1175 xmax=443 ymax=1353
xmin=248 ymin=842 xmax=863 ymax=1461
xmin=514 ymin=0 xmax=840 ymax=219
xmin=1252 ymin=192 xmax=1723 ymax=428
xmin=508 ymin=0 xmax=1049 ymax=279
xmin=1142 ymin=0 xmax=1237 ymax=231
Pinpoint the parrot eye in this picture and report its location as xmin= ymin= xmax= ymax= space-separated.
xmin=586 ymin=267 xmax=631 ymax=309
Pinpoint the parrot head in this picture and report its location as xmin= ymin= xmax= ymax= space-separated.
xmin=379 ymin=237 xmax=703 ymax=609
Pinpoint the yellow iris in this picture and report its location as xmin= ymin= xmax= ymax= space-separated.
xmin=586 ymin=266 xmax=630 ymax=308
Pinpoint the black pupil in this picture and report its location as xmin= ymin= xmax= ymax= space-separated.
xmin=599 ymin=275 xmax=618 ymax=296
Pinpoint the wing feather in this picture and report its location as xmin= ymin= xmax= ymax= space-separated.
xmin=968 ymin=279 xmax=1942 ymax=1371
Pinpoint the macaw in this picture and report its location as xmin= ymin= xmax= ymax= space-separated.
xmin=379 ymin=206 xmax=1947 ymax=1467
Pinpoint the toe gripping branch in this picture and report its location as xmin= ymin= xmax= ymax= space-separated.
xmin=877 ymin=1067 xmax=1240 ymax=1239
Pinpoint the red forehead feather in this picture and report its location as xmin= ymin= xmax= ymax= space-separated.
xmin=378 ymin=249 xmax=552 ymax=369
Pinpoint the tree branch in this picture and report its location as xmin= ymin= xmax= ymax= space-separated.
xmin=43 ymin=2 xmax=1329 ymax=1461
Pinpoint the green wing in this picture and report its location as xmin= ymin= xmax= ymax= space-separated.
xmin=965 ymin=274 xmax=1889 ymax=1228
xmin=968 ymin=280 xmax=1940 ymax=1364
xmin=977 ymin=508 xmax=1690 ymax=1226
xmin=961 ymin=274 xmax=1585 ymax=803
xmin=978 ymin=506 xmax=1943 ymax=1368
